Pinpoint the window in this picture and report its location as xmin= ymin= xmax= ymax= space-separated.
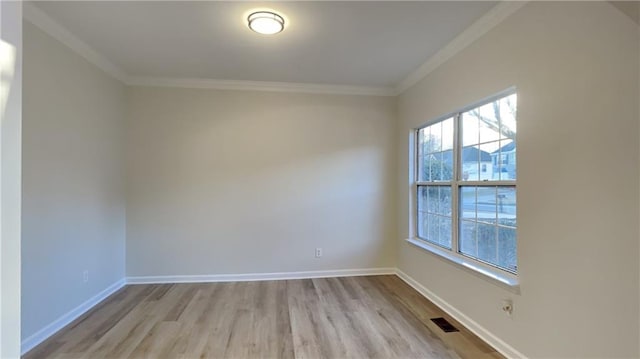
xmin=415 ymin=91 xmax=517 ymax=274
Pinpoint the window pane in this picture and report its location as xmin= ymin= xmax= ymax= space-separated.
xmin=424 ymin=155 xmax=434 ymax=182
xmin=429 ymin=121 xmax=442 ymax=153
xmin=497 ymin=187 xmax=516 ymax=227
xmin=478 ymin=102 xmax=501 ymax=144
xmin=460 ymin=186 xmax=476 ymax=219
xmin=429 ymin=152 xmax=442 ymax=181
xmin=458 ymin=185 xmax=516 ymax=272
xmin=462 ymin=112 xmax=479 ymax=147
xmin=422 ymin=126 xmax=433 ymax=153
xmin=441 ymin=118 xmax=454 ymax=151
xmin=439 ymin=187 xmax=452 ymax=215
xmin=417 ymin=128 xmax=428 ymax=181
xmin=499 ymin=94 xmax=517 ymax=140
xmin=461 ymin=146 xmax=480 ymax=181
xmin=440 ymin=154 xmax=453 ymax=182
xmin=477 ymin=223 xmax=497 ymax=264
xmin=439 ymin=216 xmax=452 ymax=249
xmin=427 ymin=214 xmax=440 ymax=245
xmin=417 ymin=186 xmax=427 ymax=212
xmin=459 ymin=220 xmax=477 ymax=256
xmin=426 ymin=186 xmax=439 ymax=213
xmin=498 ymin=226 xmax=517 ymax=272
xmin=476 ymin=187 xmax=497 ymax=224
xmin=497 ymin=139 xmax=516 ymax=180
xmin=479 ymin=142 xmax=499 ymax=181
xmin=417 ymin=211 xmax=428 ymax=239
xmin=441 ymin=150 xmax=453 ymax=181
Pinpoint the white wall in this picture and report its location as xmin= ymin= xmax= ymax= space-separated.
xmin=126 ymin=87 xmax=396 ymax=277
xmin=17 ymin=2 xmax=640 ymax=357
xmin=21 ymin=23 xmax=126 ymax=341
xmin=397 ymin=2 xmax=639 ymax=358
xmin=1 ymin=1 xmax=22 ymax=357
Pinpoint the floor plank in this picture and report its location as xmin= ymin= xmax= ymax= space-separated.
xmin=23 ymin=275 xmax=505 ymax=359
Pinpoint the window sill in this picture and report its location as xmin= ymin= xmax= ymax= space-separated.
xmin=405 ymin=238 xmax=520 ymax=294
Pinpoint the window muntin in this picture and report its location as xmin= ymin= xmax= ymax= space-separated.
xmin=415 ymin=92 xmax=517 ymax=273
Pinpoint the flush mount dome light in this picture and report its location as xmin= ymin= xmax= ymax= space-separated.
xmin=247 ymin=11 xmax=285 ymax=35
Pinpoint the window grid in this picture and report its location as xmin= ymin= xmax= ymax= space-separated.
xmin=414 ymin=91 xmax=517 ymax=274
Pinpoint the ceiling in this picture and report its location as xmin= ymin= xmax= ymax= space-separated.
xmin=31 ymin=1 xmax=497 ymax=88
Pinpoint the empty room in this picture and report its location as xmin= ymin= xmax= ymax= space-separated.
xmin=1 ymin=1 xmax=639 ymax=358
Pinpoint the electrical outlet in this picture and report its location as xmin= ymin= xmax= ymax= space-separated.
xmin=315 ymin=248 xmax=323 ymax=258
xmin=83 ymin=270 xmax=89 ymax=283
xmin=501 ymin=299 xmax=513 ymax=316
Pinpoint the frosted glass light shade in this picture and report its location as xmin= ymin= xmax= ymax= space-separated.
xmin=248 ymin=11 xmax=285 ymax=35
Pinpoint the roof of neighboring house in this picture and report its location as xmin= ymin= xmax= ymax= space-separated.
xmin=440 ymin=147 xmax=491 ymax=164
xmin=491 ymin=141 xmax=516 ymax=154
xmin=463 ymin=147 xmax=492 ymax=162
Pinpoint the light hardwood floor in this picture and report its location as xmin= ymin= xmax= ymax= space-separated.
xmin=24 ymin=275 xmax=504 ymax=359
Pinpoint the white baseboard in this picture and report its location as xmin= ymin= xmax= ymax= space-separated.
xmin=20 ymin=278 xmax=127 ymax=355
xmin=395 ymin=269 xmax=526 ymax=359
xmin=126 ymin=267 xmax=396 ymax=284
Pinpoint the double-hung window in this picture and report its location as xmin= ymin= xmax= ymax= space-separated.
xmin=415 ymin=91 xmax=517 ymax=275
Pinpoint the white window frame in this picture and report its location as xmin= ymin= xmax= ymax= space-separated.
xmin=407 ymin=88 xmax=519 ymax=290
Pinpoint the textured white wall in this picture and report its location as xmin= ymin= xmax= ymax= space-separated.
xmin=21 ymin=23 xmax=126 ymax=341
xmin=1 ymin=1 xmax=22 ymax=357
xmin=126 ymin=87 xmax=397 ymax=277
xmin=397 ymin=2 xmax=639 ymax=357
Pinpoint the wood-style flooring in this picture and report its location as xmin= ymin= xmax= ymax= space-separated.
xmin=24 ymin=275 xmax=504 ymax=359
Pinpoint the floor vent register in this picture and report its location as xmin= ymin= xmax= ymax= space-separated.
xmin=430 ymin=317 xmax=459 ymax=333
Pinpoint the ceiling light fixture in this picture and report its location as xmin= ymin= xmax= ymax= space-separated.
xmin=247 ymin=11 xmax=285 ymax=35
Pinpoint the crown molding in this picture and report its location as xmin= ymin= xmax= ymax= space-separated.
xmin=21 ymin=1 xmax=524 ymax=97
xmin=23 ymin=2 xmax=128 ymax=83
xmin=395 ymin=1 xmax=528 ymax=95
xmin=126 ymin=76 xmax=395 ymax=96
xmin=20 ymin=1 xmax=390 ymax=97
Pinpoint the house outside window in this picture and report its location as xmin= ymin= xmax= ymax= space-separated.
xmin=415 ymin=91 xmax=517 ymax=274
